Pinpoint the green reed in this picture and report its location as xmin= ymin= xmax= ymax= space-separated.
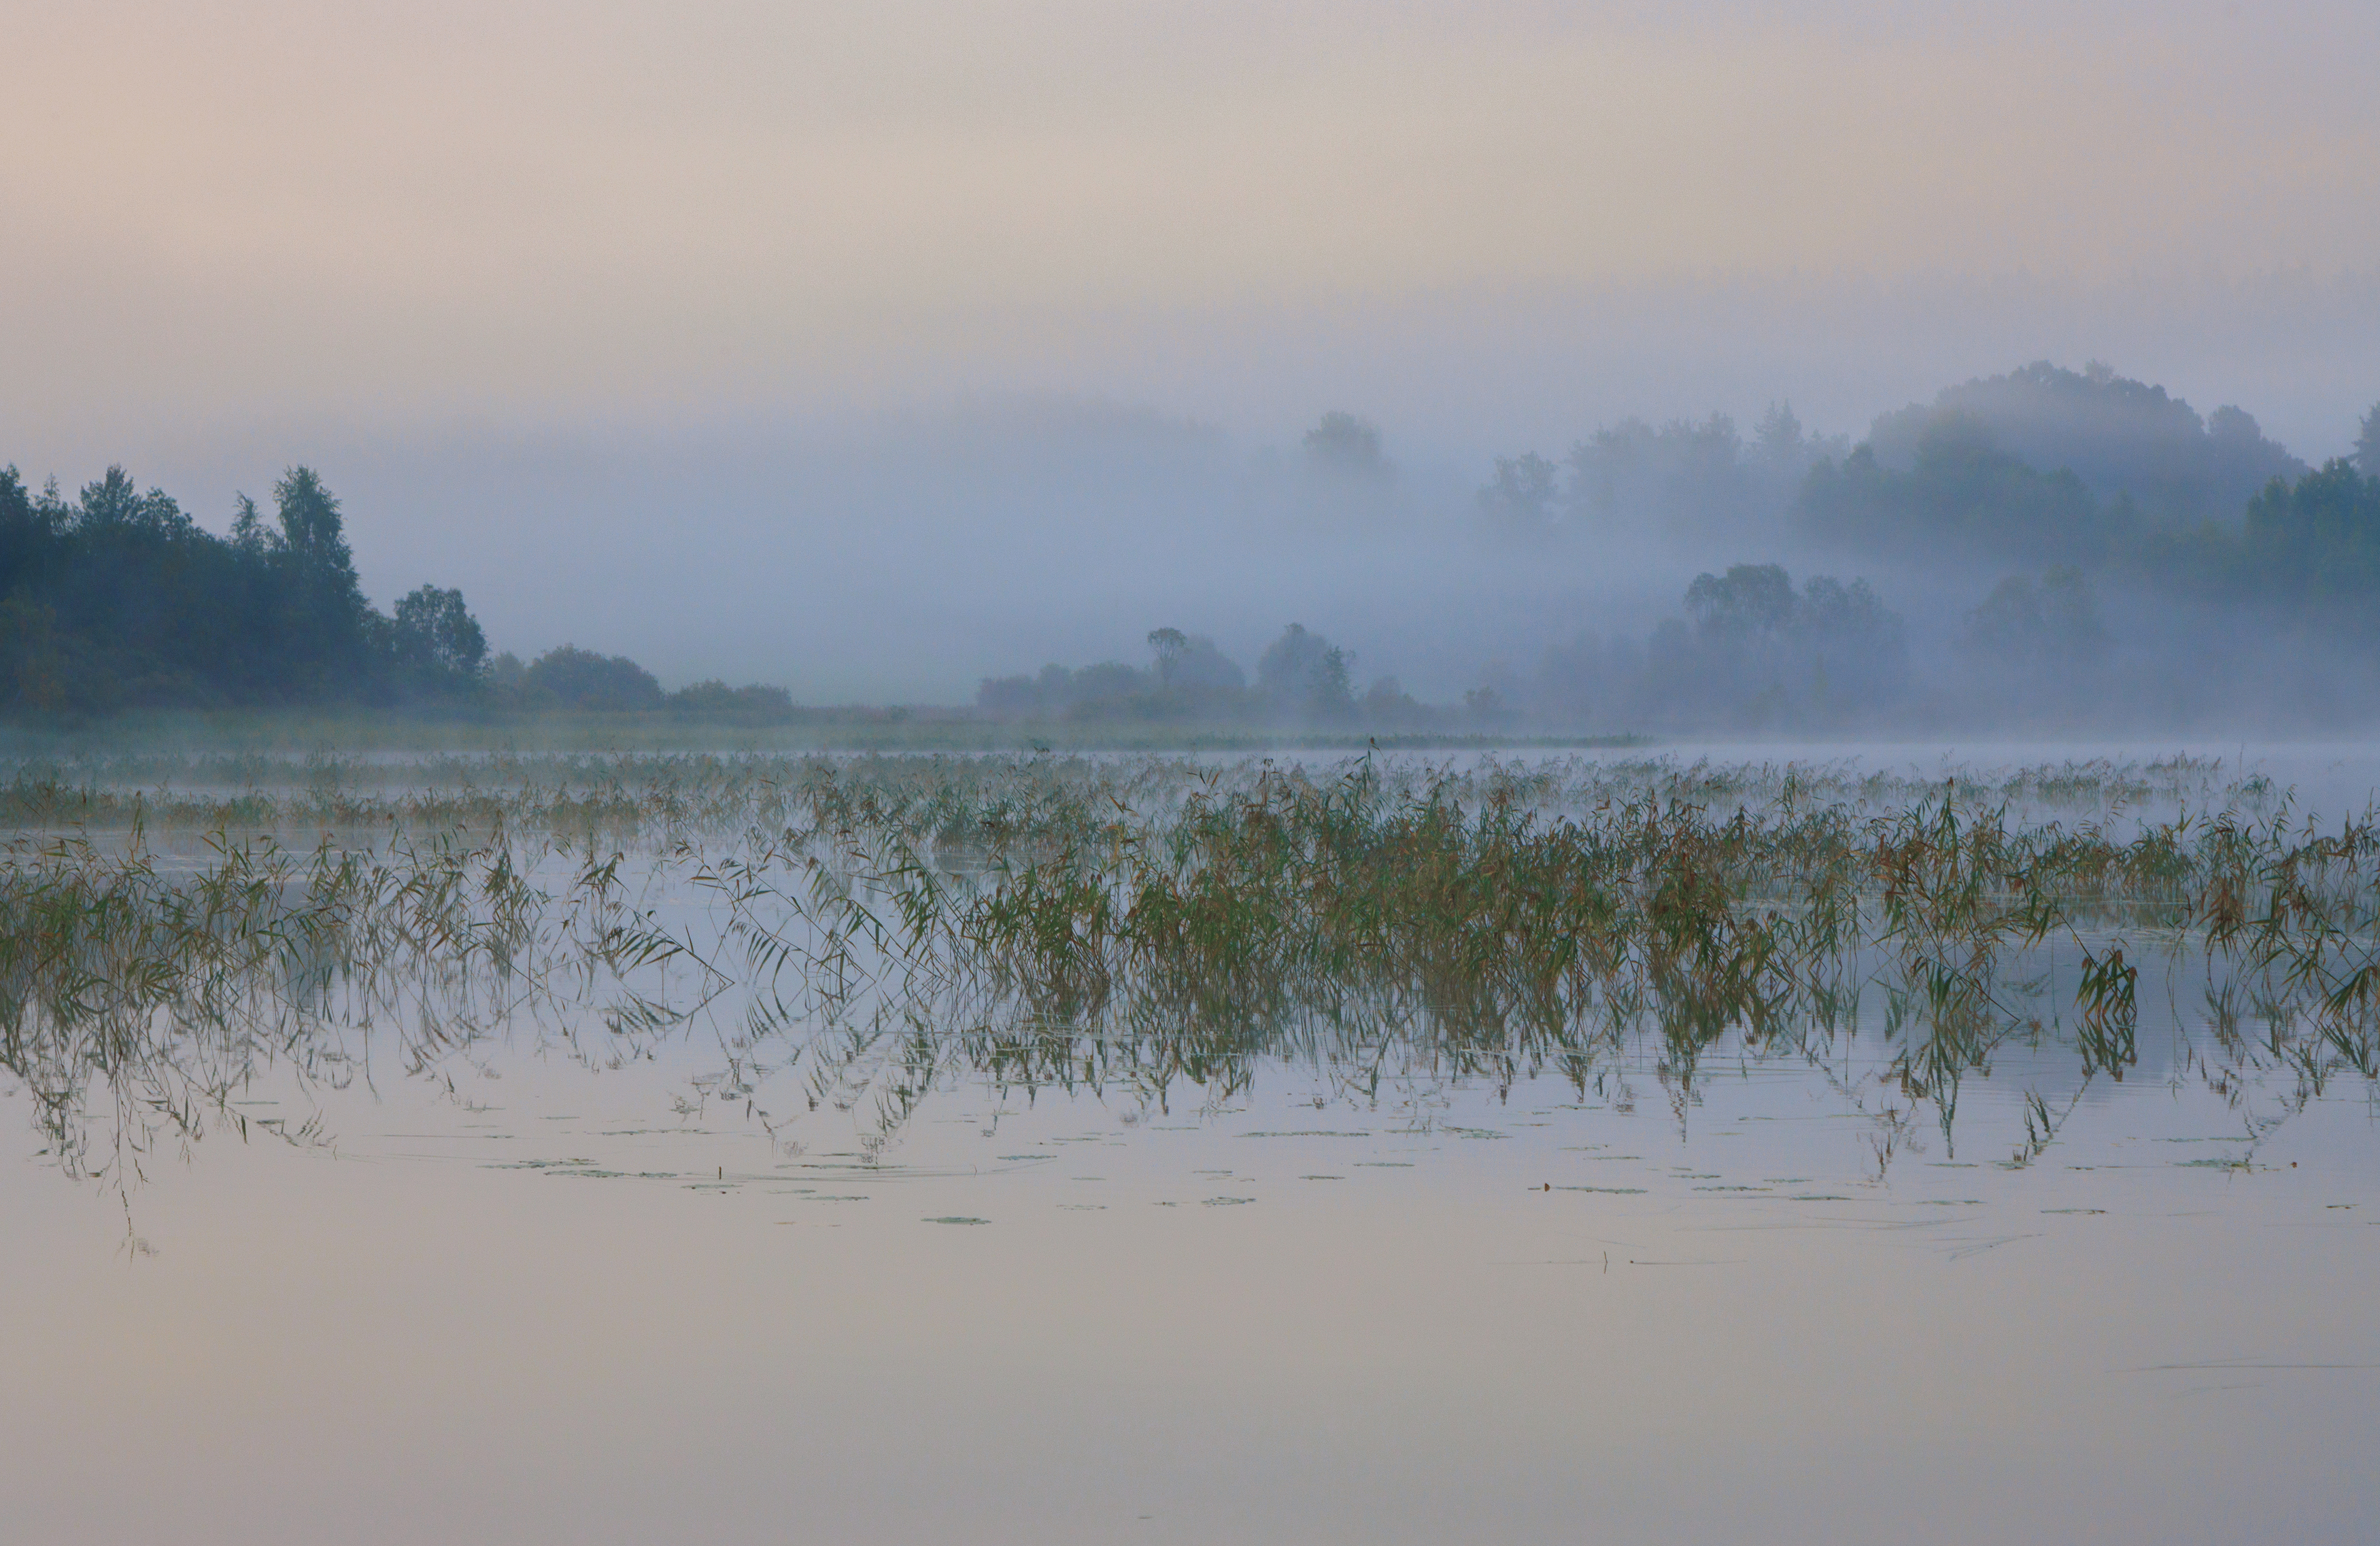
xmin=1 ymin=750 xmax=2372 ymax=1182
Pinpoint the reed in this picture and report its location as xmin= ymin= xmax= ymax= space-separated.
xmin=2 ymin=751 xmax=2373 ymax=1182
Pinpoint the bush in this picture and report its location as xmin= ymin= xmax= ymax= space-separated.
xmin=520 ymin=645 xmax=664 ymax=711
xmin=667 ymin=679 xmax=796 ymax=723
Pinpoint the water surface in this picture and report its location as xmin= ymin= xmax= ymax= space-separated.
xmin=3 ymin=746 xmax=2375 ymax=1545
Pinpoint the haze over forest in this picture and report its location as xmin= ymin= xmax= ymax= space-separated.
xmin=6 ymin=0 xmax=2380 ymax=731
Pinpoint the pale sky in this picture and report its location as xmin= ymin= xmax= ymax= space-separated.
xmin=7 ymin=0 xmax=2377 ymax=435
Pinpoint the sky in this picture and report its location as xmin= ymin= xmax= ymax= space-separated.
xmin=5 ymin=0 xmax=2379 ymax=693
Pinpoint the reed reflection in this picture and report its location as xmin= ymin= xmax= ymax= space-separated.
xmin=5 ymin=752 xmax=2375 ymax=1193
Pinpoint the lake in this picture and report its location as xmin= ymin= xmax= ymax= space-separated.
xmin=2 ymin=744 xmax=2374 ymax=1544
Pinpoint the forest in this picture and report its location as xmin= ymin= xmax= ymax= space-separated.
xmin=0 ymin=464 xmax=485 ymax=715
xmin=9 ymin=361 xmax=2379 ymax=732
xmin=0 ymin=465 xmax=794 ymax=721
xmin=979 ymin=365 xmax=2380 ymax=734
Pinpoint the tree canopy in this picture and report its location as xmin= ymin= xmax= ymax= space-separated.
xmin=1795 ymin=417 xmax=2129 ymax=567
xmin=0 ymin=462 xmax=487 ymax=714
xmin=1865 ymin=360 xmax=2302 ymax=523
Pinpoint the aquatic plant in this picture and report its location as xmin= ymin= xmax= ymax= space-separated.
xmin=1 ymin=751 xmax=2373 ymax=1186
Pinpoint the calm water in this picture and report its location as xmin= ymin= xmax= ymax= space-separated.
xmin=3 ymin=744 xmax=2376 ymax=1545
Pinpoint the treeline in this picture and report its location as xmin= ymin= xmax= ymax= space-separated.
xmin=1475 ymin=402 xmax=1847 ymax=545
xmin=980 ymin=623 xmax=1500 ymax=730
xmin=0 ymin=462 xmax=797 ymax=721
xmin=0 ymin=464 xmax=486 ymax=714
xmin=1788 ymin=371 xmax=2380 ymax=648
xmin=1863 ymin=362 xmax=2305 ymax=525
xmin=1485 ymin=360 xmax=2380 ymax=623
xmin=1467 ymin=364 xmax=2380 ymax=728
xmin=983 ymin=549 xmax=2132 ymax=736
xmin=1518 ymin=556 xmax=2137 ymax=732
xmin=485 ymin=646 xmax=796 ymax=723
xmin=1479 ymin=363 xmax=2325 ymax=553
xmin=1532 ymin=564 xmax=1914 ymax=732
xmin=1792 ymin=386 xmax=2379 ymax=623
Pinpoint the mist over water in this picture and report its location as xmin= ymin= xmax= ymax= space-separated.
xmin=8 ymin=249 xmax=2373 ymax=732
xmin=13 ymin=313 xmax=2377 ymax=732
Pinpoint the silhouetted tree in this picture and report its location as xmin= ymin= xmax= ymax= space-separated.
xmin=2238 ymin=460 xmax=2380 ymax=610
xmin=1562 ymin=410 xmax=1840 ymax=543
xmin=1754 ymin=401 xmax=1806 ymax=468
xmin=1146 ymin=627 xmax=1189 ymax=685
xmin=0 ymin=459 xmax=497 ymax=715
xmin=1147 ymin=628 xmax=1243 ymax=694
xmin=393 ymin=585 xmax=489 ymax=684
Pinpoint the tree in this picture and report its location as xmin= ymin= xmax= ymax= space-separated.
xmin=1146 ymin=627 xmax=1189 ymax=685
xmin=1146 ymin=627 xmax=1243 ymax=695
xmin=1798 ymin=574 xmax=1908 ymax=697
xmin=1563 ymin=411 xmax=1819 ymax=540
xmin=1567 ymin=423 xmax=1650 ymax=523
xmin=1311 ymin=646 xmax=1354 ymax=719
xmin=1257 ymin=623 xmax=1353 ymax=719
xmin=1360 ymin=674 xmax=1426 ymax=727
xmin=1863 ymin=360 xmax=2302 ymax=523
xmin=1069 ymin=662 xmax=1144 ymax=706
xmin=264 ymin=466 xmax=375 ymax=695
xmin=668 ymin=679 xmax=795 ymax=723
xmin=2237 ymin=459 xmax=2380 ymax=609
xmin=2355 ymin=402 xmax=2380 ymax=481
xmin=1795 ymin=417 xmax=2115 ymax=568
xmin=0 ymin=466 xmax=52 ymax=602
xmin=1476 ymin=452 xmax=1561 ymax=540
xmin=1961 ymin=567 xmax=2109 ymax=669
xmin=0 ymin=455 xmax=492 ymax=715
xmin=274 ymin=466 xmax=359 ymax=589
xmin=1755 ymin=401 xmax=1805 ymax=468
xmin=1302 ymin=412 xmax=1389 ymax=481
xmin=521 ymin=645 xmax=664 ymax=711
xmin=1633 ymin=564 xmax=1908 ymax=727
xmin=231 ymin=494 xmax=269 ymax=554
xmin=392 ymin=585 xmax=489 ymax=682
xmin=1258 ymin=623 xmax=1328 ymax=696
xmin=1685 ymin=564 xmax=1797 ymax=642
xmin=77 ymin=466 xmax=193 ymax=538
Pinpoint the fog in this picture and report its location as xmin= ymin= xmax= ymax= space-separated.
xmin=5 ymin=1 xmax=2379 ymax=730
xmin=13 ymin=334 xmax=2375 ymax=734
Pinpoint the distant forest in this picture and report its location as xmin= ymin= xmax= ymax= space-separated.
xmin=0 ymin=465 xmax=793 ymax=721
xmin=11 ymin=361 xmax=2380 ymax=731
xmin=987 ymin=364 xmax=2380 ymax=733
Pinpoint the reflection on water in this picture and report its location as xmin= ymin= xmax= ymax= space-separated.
xmin=2 ymin=750 xmax=2377 ymax=1544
